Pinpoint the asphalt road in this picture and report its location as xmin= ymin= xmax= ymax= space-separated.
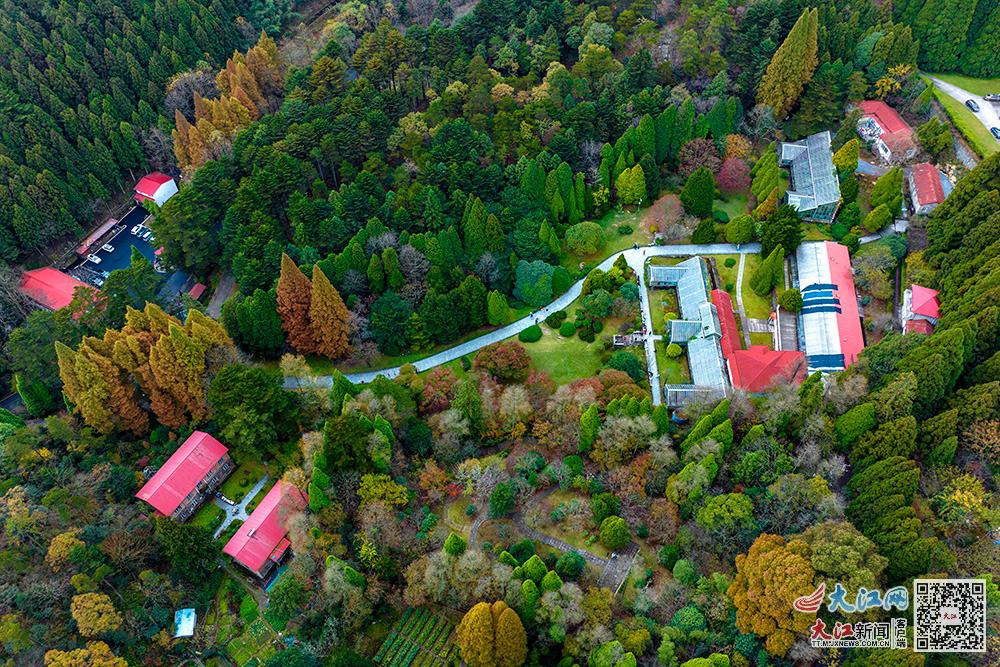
xmin=925 ymin=74 xmax=1000 ymax=139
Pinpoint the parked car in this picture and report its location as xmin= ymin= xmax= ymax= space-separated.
xmin=965 ymin=99 xmax=981 ymax=112
xmin=141 ymin=230 xmax=152 ymax=241
xmin=991 ymin=127 xmax=1000 ymax=141
xmin=101 ymin=243 xmax=114 ymax=252
xmin=984 ymin=93 xmax=1000 ymax=101
xmin=130 ymin=225 xmax=142 ymax=235
xmin=93 ymin=277 xmax=104 ymax=287
xmin=100 ymin=270 xmax=110 ymax=278
xmin=86 ymin=254 xmax=101 ymax=264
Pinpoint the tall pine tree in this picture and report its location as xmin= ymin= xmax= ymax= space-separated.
xmin=756 ymin=8 xmax=819 ymax=118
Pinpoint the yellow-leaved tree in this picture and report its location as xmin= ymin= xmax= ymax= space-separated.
xmin=456 ymin=601 xmax=527 ymax=667
xmin=44 ymin=641 xmax=127 ymax=667
xmin=70 ymin=593 xmax=123 ymax=637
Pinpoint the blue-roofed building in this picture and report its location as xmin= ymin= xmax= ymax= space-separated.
xmin=648 ymin=257 xmax=728 ymax=406
xmin=173 ymin=608 xmax=196 ymax=638
xmin=779 ymin=131 xmax=842 ymax=222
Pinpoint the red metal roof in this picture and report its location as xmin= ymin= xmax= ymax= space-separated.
xmin=76 ymin=217 xmax=119 ymax=255
xmin=223 ymin=481 xmax=307 ymax=575
xmin=135 ymin=431 xmax=229 ymax=516
xmin=825 ymin=242 xmax=866 ymax=367
xmin=710 ymin=289 xmax=740 ymax=359
xmin=728 ymin=346 xmax=807 ymax=393
xmin=859 ymin=101 xmax=912 ymax=137
xmin=20 ymin=268 xmax=92 ymax=311
xmin=910 ymin=163 xmax=945 ymax=206
xmin=188 ymin=283 xmax=207 ymax=299
xmin=135 ymin=172 xmax=174 ymax=201
xmin=906 ymin=319 xmax=934 ymax=335
xmin=910 ymin=284 xmax=940 ymax=319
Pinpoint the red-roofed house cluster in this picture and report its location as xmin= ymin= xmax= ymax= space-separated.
xmin=902 ymin=284 xmax=940 ymax=335
xmin=907 ymin=163 xmax=947 ymax=215
xmin=135 ymin=431 xmax=236 ymax=521
xmin=223 ymin=481 xmax=306 ymax=580
xmin=710 ymin=290 xmax=808 ymax=393
xmin=856 ymin=100 xmax=916 ymax=164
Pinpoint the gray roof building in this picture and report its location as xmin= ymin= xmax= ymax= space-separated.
xmin=648 ymin=257 xmax=727 ymax=406
xmin=779 ymin=131 xmax=841 ymax=222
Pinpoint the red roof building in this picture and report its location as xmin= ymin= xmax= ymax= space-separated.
xmin=857 ymin=101 xmax=915 ymax=163
xmin=223 ymin=481 xmax=307 ymax=579
xmin=134 ymin=172 xmax=178 ymax=206
xmin=710 ymin=288 xmax=808 ymax=392
xmin=728 ymin=346 xmax=808 ymax=393
xmin=906 ymin=319 xmax=934 ymax=335
xmin=20 ymin=268 xmax=93 ymax=311
xmin=909 ymin=284 xmax=940 ymax=319
xmin=188 ymin=283 xmax=207 ymax=300
xmin=908 ymin=163 xmax=946 ymax=215
xmin=710 ymin=289 xmax=740 ymax=359
xmin=135 ymin=431 xmax=235 ymax=521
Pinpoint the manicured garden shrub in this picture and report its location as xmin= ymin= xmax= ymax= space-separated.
xmin=691 ymin=219 xmax=718 ymax=244
xmin=518 ymin=325 xmax=542 ymax=343
xmin=724 ymin=257 xmax=736 ymax=268
xmin=617 ymin=225 xmax=634 ymax=235
xmin=713 ymin=209 xmax=730 ymax=223
xmin=592 ymin=320 xmax=603 ymax=333
xmin=672 ymin=558 xmax=699 ymax=584
xmin=555 ymin=551 xmax=586 ymax=579
xmin=778 ymin=289 xmax=802 ymax=312
xmin=666 ymin=343 xmax=683 ymax=357
xmin=559 ymin=321 xmax=576 ymax=337
xmin=598 ymin=515 xmax=631 ymax=549
xmin=657 ymin=544 xmax=680 ymax=569
xmin=578 ymin=327 xmax=596 ymax=342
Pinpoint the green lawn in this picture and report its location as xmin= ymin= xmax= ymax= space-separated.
xmin=927 ymin=72 xmax=1000 ymax=97
xmin=220 ymin=462 xmax=267 ymax=503
xmin=750 ymin=332 xmax=773 ymax=347
xmin=536 ymin=489 xmax=610 ymax=559
xmin=714 ymin=255 xmax=740 ymax=292
xmin=802 ymin=224 xmax=833 ymax=241
xmin=191 ymin=503 xmax=224 ymax=530
xmin=926 ymin=80 xmax=999 ymax=157
xmin=655 ymin=340 xmax=690 ymax=385
xmin=523 ymin=326 xmax=606 ymax=385
xmin=444 ymin=499 xmax=476 ymax=535
xmin=648 ymin=287 xmax=679 ymax=333
xmin=561 ymin=206 xmax=651 ymax=272
xmin=714 ymin=194 xmax=748 ymax=220
xmin=740 ymin=254 xmax=774 ymax=319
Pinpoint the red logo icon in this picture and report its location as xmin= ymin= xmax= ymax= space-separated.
xmin=794 ymin=583 xmax=826 ymax=613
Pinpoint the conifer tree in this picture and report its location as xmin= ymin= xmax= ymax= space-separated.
xmin=309 ymin=265 xmax=351 ymax=360
xmin=960 ymin=4 xmax=1000 ymax=77
xmin=914 ymin=0 xmax=975 ymax=71
xmin=382 ymin=247 xmax=405 ymax=289
xmin=367 ymin=253 xmax=385 ymax=293
xmin=276 ymin=253 xmax=317 ymax=354
xmin=756 ymin=8 xmax=819 ymax=118
xmin=487 ymin=291 xmax=510 ymax=326
xmin=680 ymin=167 xmax=716 ymax=217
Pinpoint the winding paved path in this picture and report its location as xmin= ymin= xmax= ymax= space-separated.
xmin=285 ymin=243 xmax=761 ymax=391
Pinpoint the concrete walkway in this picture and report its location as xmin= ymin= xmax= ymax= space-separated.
xmin=859 ymin=218 xmax=908 ymax=244
xmin=213 ymin=475 xmax=269 ymax=538
xmin=734 ymin=253 xmax=752 ymax=348
xmin=285 ymin=243 xmax=761 ymax=390
xmin=633 ymin=252 xmax=661 ymax=405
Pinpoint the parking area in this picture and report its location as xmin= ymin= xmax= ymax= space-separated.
xmin=72 ymin=206 xmax=160 ymax=285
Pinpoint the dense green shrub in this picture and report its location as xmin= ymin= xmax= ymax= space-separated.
xmin=598 ymin=515 xmax=631 ymax=549
xmin=560 ymin=321 xmax=576 ymax=337
xmin=518 ymin=325 xmax=542 ymax=343
xmin=723 ymin=257 xmax=736 ymax=268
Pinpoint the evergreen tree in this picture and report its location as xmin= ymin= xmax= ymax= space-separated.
xmin=960 ymin=4 xmax=1000 ymax=77
xmin=680 ymin=168 xmax=716 ymax=218
xmin=750 ymin=245 xmax=785 ymax=297
xmin=367 ymin=253 xmax=385 ymax=293
xmin=309 ymin=265 xmax=351 ymax=360
xmin=761 ymin=205 xmax=803 ymax=256
xmin=487 ymin=290 xmax=510 ymax=326
xmin=756 ymin=8 xmax=819 ymax=118
xmin=914 ymin=0 xmax=976 ymax=71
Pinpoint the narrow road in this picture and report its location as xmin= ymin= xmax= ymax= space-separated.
xmin=632 ymin=251 xmax=661 ymax=405
xmin=924 ymin=74 xmax=1000 ymax=139
xmin=206 ymin=271 xmax=237 ymax=318
xmin=285 ymin=243 xmax=761 ymax=389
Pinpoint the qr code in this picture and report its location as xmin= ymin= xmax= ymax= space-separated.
xmin=914 ymin=579 xmax=986 ymax=653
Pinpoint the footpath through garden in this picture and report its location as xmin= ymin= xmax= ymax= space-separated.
xmin=285 ymin=243 xmax=763 ymax=401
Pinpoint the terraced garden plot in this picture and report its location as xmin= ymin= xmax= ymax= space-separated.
xmin=373 ymin=607 xmax=458 ymax=667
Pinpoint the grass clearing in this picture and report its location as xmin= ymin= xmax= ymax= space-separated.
xmin=740 ymin=253 xmax=773 ymax=319
xmin=444 ymin=499 xmax=476 ymax=534
xmin=750 ymin=331 xmax=773 ymax=347
xmin=191 ymin=503 xmax=224 ymax=530
xmin=561 ymin=206 xmax=651 ymax=273
xmin=927 ymin=81 xmax=999 ymax=157
xmin=803 ymin=224 xmax=833 ymax=241
xmin=714 ymin=194 xmax=748 ymax=220
xmin=648 ymin=287 xmax=679 ymax=333
xmin=656 ymin=340 xmax=690 ymax=386
xmin=220 ymin=462 xmax=266 ymax=503
xmin=523 ymin=326 xmax=606 ymax=385
xmin=713 ymin=254 xmax=740 ymax=292
xmin=927 ymin=72 xmax=1000 ymax=97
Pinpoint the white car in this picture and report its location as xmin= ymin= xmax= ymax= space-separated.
xmin=102 ymin=244 xmax=114 ymax=252
xmin=93 ymin=277 xmax=105 ymax=287
xmin=141 ymin=230 xmax=152 ymax=241
xmin=87 ymin=254 xmax=101 ymax=264
xmin=131 ymin=225 xmax=142 ymax=235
